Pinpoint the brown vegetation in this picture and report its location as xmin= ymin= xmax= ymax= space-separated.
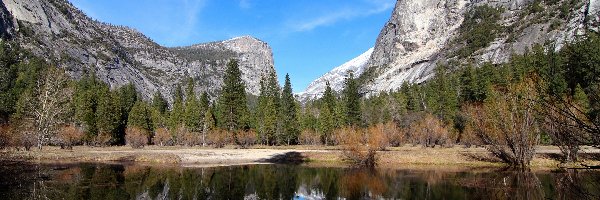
xmin=367 ymin=124 xmax=389 ymax=151
xmin=175 ymin=125 xmax=197 ymax=146
xmin=0 ymin=124 xmax=12 ymax=149
xmin=237 ymin=129 xmax=257 ymax=148
xmin=207 ymin=129 xmax=232 ymax=148
xmin=299 ymin=129 xmax=321 ymax=145
xmin=93 ymin=132 xmax=112 ymax=147
xmin=541 ymin=102 xmax=585 ymax=162
xmin=408 ymin=114 xmax=451 ymax=148
xmin=382 ymin=121 xmax=404 ymax=147
xmin=338 ymin=126 xmax=386 ymax=168
xmin=465 ymin=79 xmax=540 ymax=169
xmin=56 ymin=125 xmax=83 ymax=150
xmin=153 ymin=128 xmax=173 ymax=146
xmin=125 ymin=127 xmax=149 ymax=149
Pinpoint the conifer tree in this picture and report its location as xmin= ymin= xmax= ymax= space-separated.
xmin=281 ymin=74 xmax=300 ymax=145
xmin=343 ymin=71 xmax=361 ymax=126
xmin=151 ymin=91 xmax=168 ymax=115
xmin=320 ymin=82 xmax=337 ymax=144
xmin=202 ymin=104 xmax=216 ymax=146
xmin=184 ymin=78 xmax=202 ymax=132
xmin=169 ymin=84 xmax=184 ymax=130
xmin=127 ymin=100 xmax=153 ymax=132
xmin=256 ymin=75 xmax=279 ymax=145
xmin=199 ymin=92 xmax=210 ymax=114
xmin=116 ymin=83 xmax=138 ymax=144
xmin=74 ymin=73 xmax=100 ymax=141
xmin=217 ymin=60 xmax=249 ymax=132
xmin=96 ymin=87 xmax=120 ymax=144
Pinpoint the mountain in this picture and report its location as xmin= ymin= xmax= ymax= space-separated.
xmin=362 ymin=0 xmax=600 ymax=93
xmin=297 ymin=48 xmax=373 ymax=101
xmin=304 ymin=0 xmax=599 ymax=97
xmin=0 ymin=0 xmax=276 ymax=102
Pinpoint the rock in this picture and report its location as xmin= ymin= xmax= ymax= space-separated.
xmin=357 ymin=0 xmax=598 ymax=95
xmin=0 ymin=0 xmax=276 ymax=102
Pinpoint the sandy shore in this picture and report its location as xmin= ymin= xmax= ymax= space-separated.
xmin=2 ymin=145 xmax=599 ymax=169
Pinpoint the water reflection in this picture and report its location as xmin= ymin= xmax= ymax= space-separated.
xmin=1 ymin=162 xmax=599 ymax=200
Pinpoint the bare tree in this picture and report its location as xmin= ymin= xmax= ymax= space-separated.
xmin=466 ymin=78 xmax=540 ymax=169
xmin=541 ymin=102 xmax=585 ymax=162
xmin=20 ymin=67 xmax=73 ymax=150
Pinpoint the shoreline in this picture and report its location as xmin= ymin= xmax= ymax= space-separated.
xmin=2 ymin=145 xmax=599 ymax=170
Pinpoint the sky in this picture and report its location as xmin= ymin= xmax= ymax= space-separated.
xmin=68 ymin=0 xmax=395 ymax=92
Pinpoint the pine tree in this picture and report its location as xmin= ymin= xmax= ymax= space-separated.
xmin=96 ymin=87 xmax=120 ymax=144
xmin=184 ymin=78 xmax=202 ymax=132
xmin=202 ymin=104 xmax=216 ymax=146
xmin=256 ymin=75 xmax=279 ymax=145
xmin=281 ymin=74 xmax=299 ymax=145
xmin=320 ymin=82 xmax=337 ymax=144
xmin=217 ymin=60 xmax=249 ymax=132
xmin=199 ymin=92 xmax=210 ymax=114
xmin=169 ymin=84 xmax=184 ymax=131
xmin=127 ymin=100 xmax=153 ymax=133
xmin=343 ymin=71 xmax=361 ymax=126
xmin=117 ymin=83 xmax=138 ymax=143
xmin=151 ymin=91 xmax=168 ymax=115
xmin=74 ymin=73 xmax=100 ymax=141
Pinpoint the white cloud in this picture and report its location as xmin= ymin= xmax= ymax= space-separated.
xmin=290 ymin=0 xmax=395 ymax=32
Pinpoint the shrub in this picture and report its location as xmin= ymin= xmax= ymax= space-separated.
xmin=382 ymin=121 xmax=404 ymax=147
xmin=125 ymin=126 xmax=149 ymax=149
xmin=18 ymin=130 xmax=36 ymax=151
xmin=57 ymin=125 xmax=83 ymax=150
xmin=237 ymin=129 xmax=256 ymax=148
xmin=465 ymin=78 xmax=540 ymax=169
xmin=299 ymin=129 xmax=322 ymax=145
xmin=175 ymin=125 xmax=200 ymax=146
xmin=153 ymin=128 xmax=173 ymax=146
xmin=0 ymin=124 xmax=11 ymax=149
xmin=93 ymin=132 xmax=112 ymax=147
xmin=367 ymin=124 xmax=389 ymax=151
xmin=339 ymin=126 xmax=378 ymax=168
xmin=409 ymin=114 xmax=451 ymax=147
xmin=207 ymin=129 xmax=231 ymax=148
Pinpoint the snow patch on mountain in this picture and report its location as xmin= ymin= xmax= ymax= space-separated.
xmin=297 ymin=48 xmax=373 ymax=102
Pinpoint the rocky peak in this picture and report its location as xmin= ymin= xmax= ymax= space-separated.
xmin=360 ymin=0 xmax=599 ymax=94
xmin=1 ymin=0 xmax=276 ymax=102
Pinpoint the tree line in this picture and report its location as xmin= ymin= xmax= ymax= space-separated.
xmin=1 ymin=32 xmax=598 ymax=169
xmin=0 ymin=53 xmax=303 ymax=149
xmin=298 ymin=32 xmax=599 ymax=169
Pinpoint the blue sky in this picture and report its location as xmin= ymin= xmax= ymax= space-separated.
xmin=68 ymin=0 xmax=394 ymax=92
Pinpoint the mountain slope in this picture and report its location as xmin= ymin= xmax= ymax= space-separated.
xmin=361 ymin=0 xmax=600 ymax=93
xmin=1 ymin=0 xmax=275 ymax=101
xmin=302 ymin=0 xmax=599 ymax=98
xmin=297 ymin=48 xmax=373 ymax=101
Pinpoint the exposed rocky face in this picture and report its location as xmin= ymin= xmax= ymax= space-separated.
xmin=0 ymin=0 xmax=275 ymax=102
xmin=305 ymin=0 xmax=599 ymax=97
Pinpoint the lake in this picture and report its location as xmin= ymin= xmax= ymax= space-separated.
xmin=1 ymin=161 xmax=599 ymax=200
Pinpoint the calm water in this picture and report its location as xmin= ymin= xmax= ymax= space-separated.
xmin=1 ymin=162 xmax=599 ymax=200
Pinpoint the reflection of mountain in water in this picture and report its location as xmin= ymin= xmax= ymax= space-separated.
xmin=1 ymin=163 xmax=599 ymax=199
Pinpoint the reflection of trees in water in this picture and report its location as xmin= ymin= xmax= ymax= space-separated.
xmin=554 ymin=169 xmax=600 ymax=200
xmin=339 ymin=169 xmax=387 ymax=199
xmin=461 ymin=170 xmax=545 ymax=200
xmin=8 ymin=163 xmax=600 ymax=199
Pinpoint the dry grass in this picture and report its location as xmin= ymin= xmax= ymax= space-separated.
xmin=2 ymin=145 xmax=599 ymax=170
